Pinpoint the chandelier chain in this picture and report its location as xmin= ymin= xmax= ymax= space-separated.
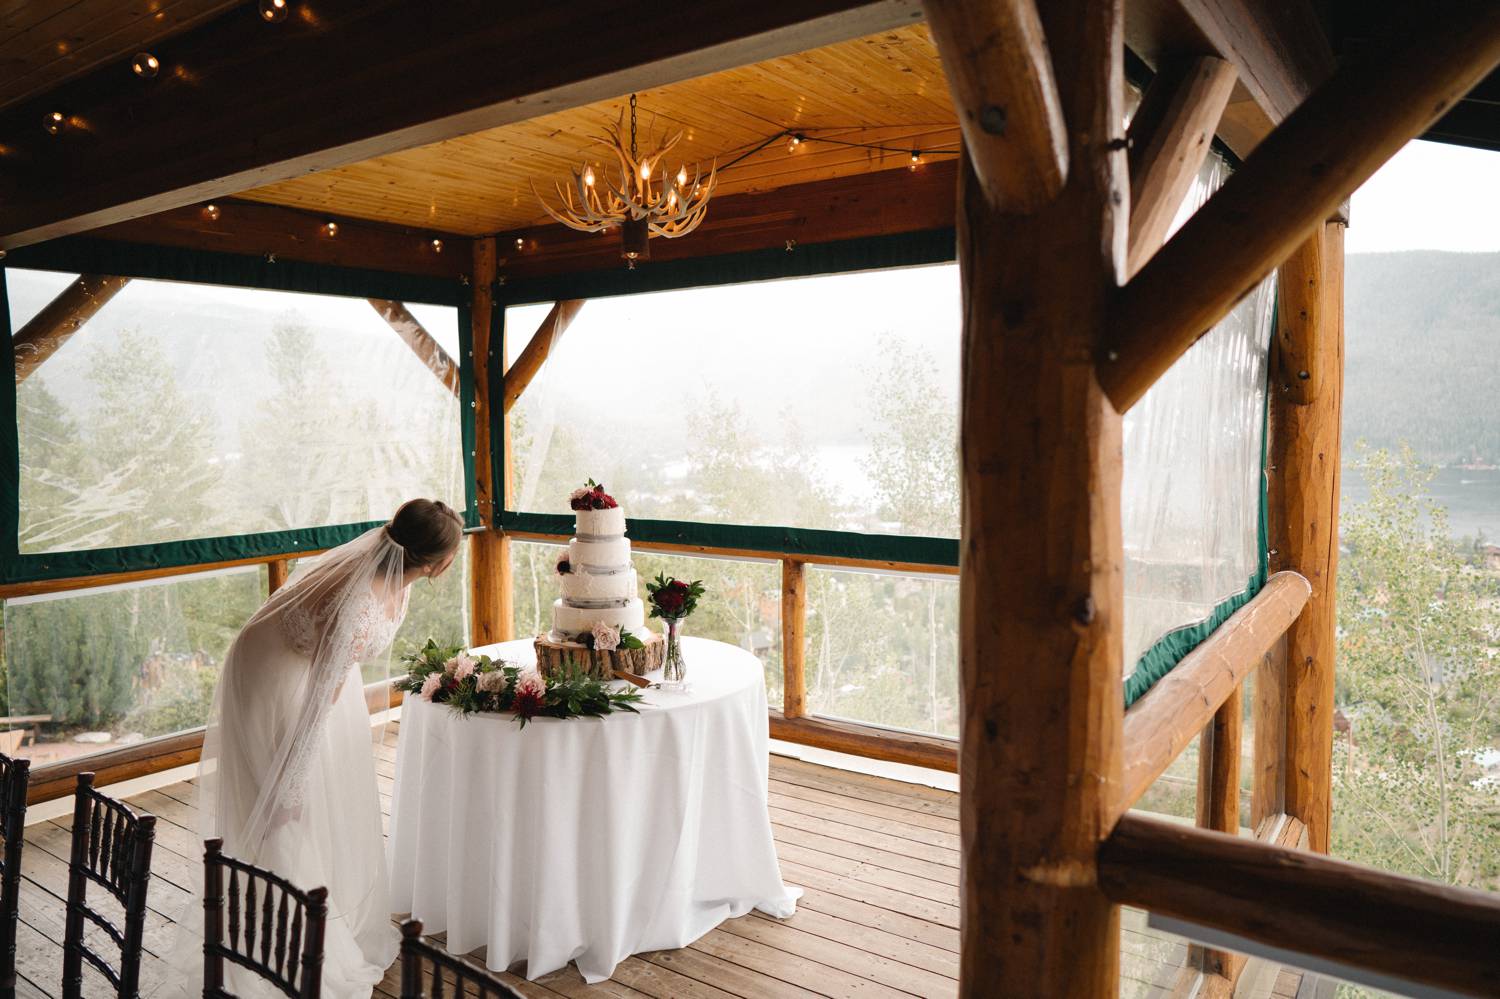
xmin=629 ymin=93 xmax=638 ymax=160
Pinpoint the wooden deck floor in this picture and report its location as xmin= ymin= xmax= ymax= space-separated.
xmin=9 ymin=721 xmax=1302 ymax=998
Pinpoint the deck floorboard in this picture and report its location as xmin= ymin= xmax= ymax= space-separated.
xmin=10 ymin=720 xmax=1291 ymax=997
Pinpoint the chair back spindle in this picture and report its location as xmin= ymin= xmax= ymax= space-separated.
xmin=0 ymin=753 xmax=30 ymax=999
xmin=62 ymin=772 xmax=156 ymax=999
xmin=203 ymin=838 xmax=328 ymax=999
xmin=398 ymin=920 xmax=524 ymax=999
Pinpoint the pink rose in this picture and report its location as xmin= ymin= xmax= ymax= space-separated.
xmin=591 ymin=621 xmax=620 ymax=651
xmin=444 ymin=653 xmax=478 ymax=680
xmin=419 ymin=673 xmax=443 ymax=700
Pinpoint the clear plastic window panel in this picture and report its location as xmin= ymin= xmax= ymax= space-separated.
xmin=505 ymin=264 xmax=960 ymax=539
xmin=0 ymin=565 xmax=263 ymax=761
xmin=508 ymin=540 xmax=783 ymax=705
xmin=1121 ymin=154 xmax=1277 ymax=679
xmin=804 ymin=565 xmax=958 ymax=739
xmin=6 ymin=269 xmax=465 ymax=554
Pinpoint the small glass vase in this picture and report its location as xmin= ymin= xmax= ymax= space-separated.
xmin=661 ymin=617 xmax=687 ymax=689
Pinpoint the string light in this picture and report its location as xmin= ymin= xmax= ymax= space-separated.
xmin=131 ymin=53 xmax=160 ymax=79
xmin=909 ymin=150 xmax=922 ymax=170
xmin=431 ymin=238 xmax=444 ymax=253
xmin=259 ymin=0 xmax=288 ymax=22
xmin=324 ymin=220 xmax=339 ymax=237
xmin=786 ymin=133 xmax=803 ymax=153
xmin=43 ymin=111 xmax=65 ymax=135
xmin=203 ymin=203 xmax=221 ymax=221
xmin=515 ymin=237 xmax=525 ymax=250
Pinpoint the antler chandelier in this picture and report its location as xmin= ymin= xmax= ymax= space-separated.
xmin=533 ymin=94 xmax=718 ymax=268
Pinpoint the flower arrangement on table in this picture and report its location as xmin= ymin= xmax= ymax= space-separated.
xmin=397 ymin=640 xmax=642 ymax=727
xmin=645 ymin=574 xmax=706 ymax=685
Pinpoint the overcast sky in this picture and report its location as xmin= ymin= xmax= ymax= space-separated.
xmin=1346 ymin=139 xmax=1500 ymax=254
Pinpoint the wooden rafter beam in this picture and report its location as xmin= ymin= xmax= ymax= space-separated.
xmin=368 ymin=299 xmax=460 ymax=396
xmin=1099 ymin=813 xmax=1500 ymax=998
xmin=1123 ymin=0 xmax=1333 ymax=156
xmin=1116 ymin=571 xmax=1310 ymax=820
xmin=1100 ymin=5 xmax=1500 ymax=413
xmin=90 ymin=200 xmax=469 ymax=281
xmin=12 ymin=274 xmax=130 ymax=384
xmin=0 ymin=0 xmax=925 ymax=249
xmin=1125 ymin=55 xmax=1237 ymax=277
xmin=502 ymin=300 xmax=585 ymax=414
xmin=922 ymin=0 xmax=1068 ymax=211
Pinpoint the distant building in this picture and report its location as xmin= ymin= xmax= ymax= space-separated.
xmin=1482 ymin=544 xmax=1500 ymax=572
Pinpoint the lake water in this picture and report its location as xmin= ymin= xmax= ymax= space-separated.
xmin=1341 ymin=465 xmax=1500 ymax=543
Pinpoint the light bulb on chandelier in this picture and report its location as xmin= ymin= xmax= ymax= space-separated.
xmin=532 ymin=92 xmax=717 ymax=269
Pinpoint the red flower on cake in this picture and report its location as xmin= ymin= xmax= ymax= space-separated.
xmin=569 ymin=479 xmax=618 ymax=510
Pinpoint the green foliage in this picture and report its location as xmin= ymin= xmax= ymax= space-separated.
xmin=397 ymin=639 xmax=642 ymax=727
xmin=1333 ymin=445 xmax=1500 ymax=891
xmin=645 ymin=573 xmax=705 ymax=620
xmin=122 ymin=656 xmax=221 ymax=738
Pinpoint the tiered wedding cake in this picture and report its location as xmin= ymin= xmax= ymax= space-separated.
xmin=534 ymin=481 xmax=664 ymax=679
xmin=550 ymin=500 xmax=644 ymax=641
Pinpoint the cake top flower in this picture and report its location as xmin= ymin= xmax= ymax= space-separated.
xmin=569 ymin=478 xmax=618 ymax=511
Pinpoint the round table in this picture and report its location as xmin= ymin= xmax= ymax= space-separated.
xmin=387 ymin=637 xmax=801 ymax=983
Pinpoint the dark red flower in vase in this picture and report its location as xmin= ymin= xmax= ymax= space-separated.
xmin=654 ymin=588 xmax=687 ymax=616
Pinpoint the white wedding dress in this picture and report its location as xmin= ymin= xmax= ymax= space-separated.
xmin=161 ymin=527 xmax=409 ymax=998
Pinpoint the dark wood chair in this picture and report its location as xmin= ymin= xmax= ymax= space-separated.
xmin=0 ymin=753 xmax=30 ymax=999
xmin=203 ymin=838 xmax=328 ymax=999
xmin=399 ymin=920 xmax=524 ymax=999
xmin=62 ymin=772 xmax=155 ymax=999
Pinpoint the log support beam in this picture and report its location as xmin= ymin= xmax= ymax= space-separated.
xmin=948 ymin=1 xmax=1125 ymax=993
xmin=12 ymin=275 xmax=130 ymax=383
xmin=922 ymin=0 xmax=1068 ymax=211
xmin=1125 ymin=55 xmax=1237 ymax=277
xmin=368 ymin=299 xmax=460 ymax=396
xmin=1271 ymin=219 xmax=1345 ymax=853
xmin=1099 ymin=813 xmax=1500 ymax=998
xmin=502 ymin=300 xmax=585 ymax=414
xmin=468 ymin=238 xmax=512 ymax=646
xmin=1117 ymin=571 xmax=1310 ymax=819
xmin=1101 ymin=5 xmax=1500 ymax=413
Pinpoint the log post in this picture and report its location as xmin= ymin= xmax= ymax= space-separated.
xmin=1250 ymin=635 xmax=1287 ymax=829
xmin=266 ymin=559 xmax=289 ymax=595
xmin=468 ymin=238 xmax=512 ymax=646
xmin=780 ymin=559 xmax=807 ymax=717
xmin=367 ymin=298 xmax=460 ymax=396
xmin=950 ymin=1 xmax=1125 ymax=993
xmin=1270 ymin=219 xmax=1344 ymax=854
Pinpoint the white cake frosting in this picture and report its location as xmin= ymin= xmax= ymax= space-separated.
xmin=560 ymin=566 xmax=638 ymax=604
xmin=568 ymin=536 xmax=631 ymax=570
xmin=575 ymin=506 xmax=626 ymax=538
xmin=551 ymin=492 xmax=643 ymax=641
xmin=551 ymin=597 xmax=645 ymax=636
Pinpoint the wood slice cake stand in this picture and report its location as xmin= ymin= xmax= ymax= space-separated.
xmin=533 ymin=632 xmax=665 ymax=684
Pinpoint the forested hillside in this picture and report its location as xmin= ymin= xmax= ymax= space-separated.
xmin=1345 ymin=251 xmax=1500 ymax=465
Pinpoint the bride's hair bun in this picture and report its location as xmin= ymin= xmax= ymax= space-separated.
xmin=388 ymin=498 xmax=463 ymax=571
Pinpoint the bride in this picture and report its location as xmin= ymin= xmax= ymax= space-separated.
xmin=178 ymin=499 xmax=463 ymax=997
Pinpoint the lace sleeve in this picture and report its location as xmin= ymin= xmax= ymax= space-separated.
xmin=273 ymin=597 xmax=392 ymax=815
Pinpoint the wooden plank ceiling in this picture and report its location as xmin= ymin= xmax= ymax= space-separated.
xmin=238 ymin=23 xmax=959 ymax=237
xmin=0 ymin=0 xmax=246 ymax=112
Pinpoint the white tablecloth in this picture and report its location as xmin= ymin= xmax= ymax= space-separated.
xmin=387 ymin=637 xmax=801 ymax=983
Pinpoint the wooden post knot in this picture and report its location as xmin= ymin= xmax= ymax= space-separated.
xmin=978 ymin=104 xmax=1007 ymax=135
xmin=1019 ymin=859 xmax=1096 ymax=888
xmin=1072 ymin=595 xmax=1096 ymax=626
